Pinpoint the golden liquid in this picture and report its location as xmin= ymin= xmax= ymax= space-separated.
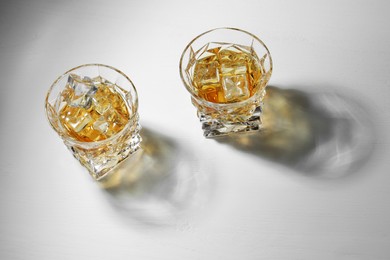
xmin=59 ymin=77 xmax=130 ymax=142
xmin=192 ymin=43 xmax=263 ymax=103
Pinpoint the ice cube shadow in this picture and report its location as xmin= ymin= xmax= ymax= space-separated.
xmin=99 ymin=127 xmax=214 ymax=228
xmin=215 ymin=85 xmax=377 ymax=179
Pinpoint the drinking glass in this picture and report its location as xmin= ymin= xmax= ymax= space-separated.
xmin=45 ymin=64 xmax=141 ymax=180
xmin=180 ymin=28 xmax=272 ymax=137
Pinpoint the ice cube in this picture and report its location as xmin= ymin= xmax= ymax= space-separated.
xmin=93 ymin=117 xmax=109 ymax=134
xmin=67 ymin=109 xmax=92 ymax=133
xmin=194 ymin=61 xmax=220 ymax=86
xmin=221 ymin=63 xmax=247 ymax=75
xmin=92 ymin=93 xmax=112 ymax=115
xmin=221 ymin=74 xmax=250 ymax=102
xmin=66 ymin=74 xmax=98 ymax=108
xmin=91 ymin=76 xmax=107 ymax=85
xmin=220 ymin=62 xmax=250 ymax=102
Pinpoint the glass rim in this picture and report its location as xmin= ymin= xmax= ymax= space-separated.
xmin=45 ymin=63 xmax=139 ymax=147
xmin=179 ymin=27 xmax=273 ymax=108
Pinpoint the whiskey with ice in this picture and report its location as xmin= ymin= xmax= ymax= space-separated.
xmin=190 ymin=42 xmax=266 ymax=104
xmin=58 ymin=74 xmax=130 ymax=142
xmin=180 ymin=28 xmax=272 ymax=137
xmin=47 ymin=71 xmax=141 ymax=179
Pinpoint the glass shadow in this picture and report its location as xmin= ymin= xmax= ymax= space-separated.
xmin=99 ymin=127 xmax=214 ymax=227
xmin=215 ymin=86 xmax=377 ymax=179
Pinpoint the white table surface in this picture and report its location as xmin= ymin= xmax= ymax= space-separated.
xmin=1 ymin=0 xmax=390 ymax=259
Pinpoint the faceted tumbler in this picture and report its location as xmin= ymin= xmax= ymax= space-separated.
xmin=180 ymin=28 xmax=272 ymax=137
xmin=45 ymin=64 xmax=141 ymax=180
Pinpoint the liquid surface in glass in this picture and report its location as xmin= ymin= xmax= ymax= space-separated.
xmin=58 ymin=74 xmax=130 ymax=142
xmin=190 ymin=42 xmax=265 ymax=103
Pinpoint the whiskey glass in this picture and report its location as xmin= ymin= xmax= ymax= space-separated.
xmin=180 ymin=28 xmax=272 ymax=137
xmin=45 ymin=64 xmax=141 ymax=180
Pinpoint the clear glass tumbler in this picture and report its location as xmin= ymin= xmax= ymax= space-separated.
xmin=45 ymin=64 xmax=141 ymax=180
xmin=180 ymin=28 xmax=272 ymax=137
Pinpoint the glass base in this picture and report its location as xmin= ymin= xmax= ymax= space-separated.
xmin=66 ymin=123 xmax=142 ymax=180
xmin=200 ymin=106 xmax=263 ymax=138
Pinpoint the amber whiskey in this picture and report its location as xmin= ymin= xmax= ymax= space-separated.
xmin=191 ymin=43 xmax=264 ymax=103
xmin=58 ymin=74 xmax=130 ymax=142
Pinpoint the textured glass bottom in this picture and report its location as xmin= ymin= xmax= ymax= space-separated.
xmin=191 ymin=87 xmax=265 ymax=137
xmin=199 ymin=105 xmax=263 ymax=137
xmin=65 ymin=119 xmax=141 ymax=180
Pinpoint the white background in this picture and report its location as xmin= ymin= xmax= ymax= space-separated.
xmin=1 ymin=0 xmax=390 ymax=259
